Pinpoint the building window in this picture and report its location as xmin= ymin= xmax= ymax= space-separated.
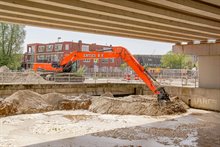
xmin=65 ymin=44 xmax=69 ymax=50
xmin=51 ymin=54 xmax=59 ymax=62
xmin=55 ymin=44 xmax=63 ymax=51
xmin=37 ymin=55 xmax=45 ymax=62
xmin=102 ymin=59 xmax=108 ymax=63
xmin=58 ymin=54 xmax=63 ymax=61
xmin=30 ymin=55 xmax=34 ymax=62
xmin=28 ymin=45 xmax=35 ymax=53
xmin=83 ymin=59 xmax=90 ymax=63
xmin=28 ymin=46 xmax=31 ymax=53
xmin=46 ymin=55 xmax=51 ymax=62
xmin=82 ymin=45 xmax=89 ymax=51
xmin=38 ymin=46 xmax=45 ymax=52
xmin=46 ymin=45 xmax=53 ymax=52
xmin=109 ymin=58 xmax=114 ymax=63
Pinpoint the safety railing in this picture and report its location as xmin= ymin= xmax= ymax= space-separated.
xmin=0 ymin=69 xmax=198 ymax=87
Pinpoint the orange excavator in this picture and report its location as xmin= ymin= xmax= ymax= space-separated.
xmin=33 ymin=46 xmax=170 ymax=101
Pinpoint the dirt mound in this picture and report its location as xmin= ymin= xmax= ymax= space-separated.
xmin=89 ymin=95 xmax=188 ymax=116
xmin=14 ymin=72 xmax=48 ymax=83
xmin=0 ymin=90 xmax=188 ymax=117
xmin=101 ymin=92 xmax=114 ymax=97
xmin=76 ymin=94 xmax=92 ymax=100
xmin=59 ymin=94 xmax=92 ymax=110
xmin=0 ymin=66 xmax=10 ymax=72
xmin=0 ymin=91 xmax=93 ymax=116
xmin=42 ymin=93 xmax=67 ymax=109
xmin=0 ymin=70 xmax=49 ymax=84
xmin=11 ymin=72 xmax=48 ymax=83
xmin=0 ymin=90 xmax=52 ymax=116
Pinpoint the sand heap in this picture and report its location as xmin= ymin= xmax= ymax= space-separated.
xmin=0 ymin=66 xmax=10 ymax=72
xmin=0 ymin=90 xmax=92 ymax=116
xmin=0 ymin=90 xmax=52 ymax=116
xmin=0 ymin=91 xmax=188 ymax=116
xmin=0 ymin=70 xmax=48 ymax=84
xmin=89 ymin=95 xmax=188 ymax=116
xmin=59 ymin=94 xmax=92 ymax=110
xmin=12 ymin=72 xmax=48 ymax=83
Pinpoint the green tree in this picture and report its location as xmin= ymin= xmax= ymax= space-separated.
xmin=75 ymin=66 xmax=86 ymax=76
xmin=0 ymin=23 xmax=25 ymax=69
xmin=161 ymin=51 xmax=187 ymax=69
xmin=120 ymin=63 xmax=127 ymax=72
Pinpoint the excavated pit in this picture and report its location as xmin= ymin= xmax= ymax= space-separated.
xmin=0 ymin=90 xmax=188 ymax=117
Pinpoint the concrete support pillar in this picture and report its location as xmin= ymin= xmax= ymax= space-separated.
xmin=198 ymin=55 xmax=220 ymax=88
xmin=173 ymin=42 xmax=220 ymax=89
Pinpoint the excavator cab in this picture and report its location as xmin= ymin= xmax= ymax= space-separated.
xmin=51 ymin=61 xmax=60 ymax=68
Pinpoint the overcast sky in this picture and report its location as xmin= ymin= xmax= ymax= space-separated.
xmin=24 ymin=26 xmax=173 ymax=55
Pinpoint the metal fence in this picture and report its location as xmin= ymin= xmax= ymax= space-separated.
xmin=155 ymin=69 xmax=198 ymax=87
xmin=84 ymin=69 xmax=199 ymax=87
xmin=0 ymin=69 xmax=198 ymax=87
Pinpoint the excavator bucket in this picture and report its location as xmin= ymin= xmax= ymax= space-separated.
xmin=157 ymin=87 xmax=170 ymax=102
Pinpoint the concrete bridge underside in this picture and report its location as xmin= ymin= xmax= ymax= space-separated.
xmin=0 ymin=0 xmax=219 ymax=88
xmin=0 ymin=0 xmax=220 ymax=43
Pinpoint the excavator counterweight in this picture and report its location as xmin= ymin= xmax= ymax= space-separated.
xmin=33 ymin=46 xmax=170 ymax=101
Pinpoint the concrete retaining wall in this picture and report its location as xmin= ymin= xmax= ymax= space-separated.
xmin=165 ymin=86 xmax=220 ymax=112
xmin=0 ymin=83 xmax=144 ymax=98
xmin=0 ymin=83 xmax=219 ymax=111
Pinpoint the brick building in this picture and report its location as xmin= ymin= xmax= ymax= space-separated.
xmin=22 ymin=40 xmax=123 ymax=73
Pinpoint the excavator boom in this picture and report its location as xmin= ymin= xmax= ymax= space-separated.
xmin=33 ymin=46 xmax=170 ymax=101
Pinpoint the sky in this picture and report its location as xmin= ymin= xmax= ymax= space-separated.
xmin=24 ymin=26 xmax=173 ymax=55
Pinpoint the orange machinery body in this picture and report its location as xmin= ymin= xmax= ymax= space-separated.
xmin=33 ymin=46 xmax=166 ymax=96
xmin=33 ymin=63 xmax=63 ymax=72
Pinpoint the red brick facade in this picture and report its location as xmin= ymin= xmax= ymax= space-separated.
xmin=22 ymin=40 xmax=122 ymax=72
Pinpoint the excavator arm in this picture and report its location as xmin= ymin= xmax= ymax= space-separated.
xmin=33 ymin=46 xmax=170 ymax=101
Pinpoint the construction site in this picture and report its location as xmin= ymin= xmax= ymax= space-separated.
xmin=0 ymin=0 xmax=220 ymax=147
